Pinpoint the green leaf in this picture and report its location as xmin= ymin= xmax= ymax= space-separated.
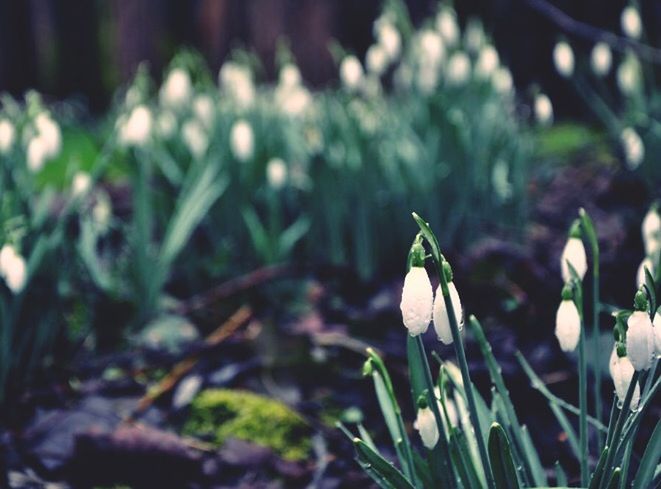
xmin=643 ymin=268 xmax=657 ymax=315
xmin=278 ymin=216 xmax=310 ymax=258
xmin=354 ymin=439 xmax=415 ymax=489
xmin=554 ymin=461 xmax=568 ymax=487
xmin=588 ymin=446 xmax=609 ymax=489
xmin=488 ymin=423 xmax=520 ymax=489
xmin=632 ymin=420 xmax=661 ymax=489
xmin=450 ymin=427 xmax=485 ymax=489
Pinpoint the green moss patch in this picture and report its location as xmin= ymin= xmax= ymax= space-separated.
xmin=183 ymin=389 xmax=311 ymax=461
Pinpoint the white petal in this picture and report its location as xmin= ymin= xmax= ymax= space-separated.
xmin=626 ymin=311 xmax=655 ymax=370
xmin=561 ymin=237 xmax=587 ymax=282
xmin=400 ymin=267 xmax=433 ymax=336
xmin=555 ymin=300 xmax=581 ymax=352
xmin=433 ymin=282 xmax=463 ymax=344
xmin=610 ymin=351 xmax=639 ymax=410
xmin=414 ymin=407 xmax=439 ymax=449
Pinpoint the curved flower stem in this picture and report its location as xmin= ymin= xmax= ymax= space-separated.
xmin=412 ymin=213 xmax=495 ymax=489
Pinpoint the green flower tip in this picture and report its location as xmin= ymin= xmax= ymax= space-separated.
xmin=442 ymin=261 xmax=453 ymax=283
xmin=409 ymin=237 xmax=426 ymax=268
xmin=568 ymin=219 xmax=582 ymax=239
xmin=561 ymin=284 xmax=573 ymax=301
xmin=416 ymin=392 xmax=429 ymax=409
xmin=616 ymin=342 xmax=627 ymax=358
xmin=633 ymin=288 xmax=649 ymax=311
xmin=362 ymin=358 xmax=374 ymax=377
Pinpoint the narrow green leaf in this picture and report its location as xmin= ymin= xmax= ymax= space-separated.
xmin=588 ymin=446 xmax=609 ymax=489
xmin=632 ymin=420 xmax=661 ymax=489
xmin=488 ymin=423 xmax=520 ymax=489
xmin=554 ymin=461 xmax=568 ymax=487
xmin=643 ymin=268 xmax=657 ymax=315
xmin=450 ymin=427 xmax=485 ymax=489
xmin=354 ymin=439 xmax=416 ymax=489
xmin=604 ymin=468 xmax=621 ymax=489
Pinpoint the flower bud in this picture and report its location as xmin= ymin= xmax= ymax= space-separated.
xmin=626 ymin=310 xmax=655 ymax=370
xmin=0 ymin=119 xmax=15 ymax=154
xmin=609 ymin=347 xmax=640 ymax=410
xmin=553 ymin=41 xmax=574 ymax=78
xmin=0 ymin=244 xmax=27 ymax=293
xmin=435 ymin=8 xmax=459 ymax=47
xmin=340 ymin=56 xmax=364 ymax=92
xmin=400 ymin=266 xmax=433 ymax=336
xmin=266 ymin=158 xmax=287 ymax=190
xmin=534 ymin=93 xmax=553 ymax=126
xmin=560 ymin=235 xmax=587 ymax=283
xmin=642 ymin=206 xmax=661 ymax=257
xmin=230 ymin=119 xmax=254 ymax=162
xmin=414 ymin=406 xmax=439 ymax=449
xmin=621 ymin=6 xmax=642 ymax=39
xmin=72 ymin=171 xmax=92 ymax=197
xmin=620 ymin=127 xmax=644 ymax=170
xmin=433 ymin=281 xmax=463 ymax=344
xmin=555 ymin=298 xmax=581 ymax=352
xmin=159 ymin=68 xmax=192 ymax=108
xmin=590 ymin=42 xmax=612 ymax=77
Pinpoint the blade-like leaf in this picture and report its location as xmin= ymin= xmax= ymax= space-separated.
xmin=354 ymin=439 xmax=415 ymax=489
xmin=632 ymin=420 xmax=661 ymax=489
xmin=488 ymin=423 xmax=520 ymax=489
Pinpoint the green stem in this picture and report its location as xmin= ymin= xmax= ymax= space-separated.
xmin=578 ymin=319 xmax=589 ymax=487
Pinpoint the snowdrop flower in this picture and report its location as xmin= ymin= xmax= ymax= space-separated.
xmin=433 ymin=281 xmax=464 ymax=345
xmin=26 ymin=137 xmax=48 ymax=172
xmin=553 ymin=41 xmax=574 ymax=78
xmin=627 ymin=302 xmax=655 ymax=371
xmin=276 ymin=85 xmax=312 ymax=117
xmin=436 ymin=8 xmax=459 ymax=47
xmin=375 ymin=19 xmax=401 ymax=62
xmin=636 ymin=257 xmax=654 ymax=288
xmin=193 ymin=94 xmax=214 ymax=130
xmin=414 ymin=405 xmax=439 ymax=449
xmin=118 ymin=105 xmax=152 ymax=147
xmin=642 ymin=207 xmax=661 ymax=257
xmin=560 ymin=229 xmax=587 ymax=282
xmin=159 ymin=68 xmax=191 ymax=108
xmin=464 ymin=19 xmax=485 ymax=53
xmin=340 ymin=56 xmax=364 ymax=92
xmin=0 ymin=244 xmax=27 ymax=293
xmin=0 ymin=119 xmax=15 ymax=154
xmin=72 ymin=171 xmax=92 ymax=197
xmin=621 ymin=6 xmax=642 ymax=39
xmin=92 ymin=191 xmax=112 ymax=232
xmin=555 ymin=288 xmax=581 ymax=352
xmin=590 ymin=42 xmax=612 ymax=77
xmin=492 ymin=67 xmax=513 ymax=95
xmin=400 ymin=252 xmax=433 ymax=336
xmin=653 ymin=310 xmax=661 ymax=356
xmin=609 ymin=347 xmax=640 ymax=409
xmin=534 ymin=93 xmax=554 ymax=126
xmin=617 ymin=54 xmax=641 ymax=95
xmin=266 ymin=157 xmax=287 ymax=190
xmin=182 ymin=119 xmax=208 ymax=159
xmin=620 ymin=127 xmax=644 ymax=170
xmin=219 ymin=61 xmax=255 ymax=109
xmin=156 ymin=111 xmax=177 ymax=139
xmin=475 ymin=45 xmax=500 ymax=79
xmin=279 ymin=64 xmax=302 ymax=89
xmin=446 ymin=52 xmax=471 ymax=86
xmin=34 ymin=112 xmax=61 ymax=158
xmin=434 ymin=386 xmax=458 ymax=427
xmin=230 ymin=119 xmax=254 ymax=162
xmin=417 ymin=30 xmax=445 ymax=67
xmin=366 ymin=44 xmax=388 ymax=76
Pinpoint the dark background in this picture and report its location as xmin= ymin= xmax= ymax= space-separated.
xmin=0 ymin=0 xmax=659 ymax=116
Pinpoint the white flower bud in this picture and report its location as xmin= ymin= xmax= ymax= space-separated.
xmin=119 ymin=105 xmax=152 ymax=147
xmin=433 ymin=282 xmax=463 ymax=344
xmin=375 ymin=21 xmax=401 ymax=62
xmin=590 ymin=42 xmax=612 ymax=77
xmin=553 ymin=41 xmax=574 ymax=78
xmin=72 ymin=171 xmax=92 ymax=197
xmin=492 ymin=67 xmax=513 ymax=95
xmin=159 ymin=68 xmax=191 ymax=108
xmin=266 ymin=158 xmax=287 ymax=190
xmin=446 ymin=52 xmax=471 ymax=86
xmin=475 ymin=45 xmax=500 ymax=79
xmin=434 ymin=386 xmax=458 ymax=428
xmin=626 ymin=310 xmax=655 ymax=370
xmin=93 ymin=190 xmax=112 ymax=232
xmin=0 ymin=119 xmax=16 ymax=154
xmin=609 ymin=348 xmax=640 ymax=410
xmin=182 ymin=119 xmax=208 ymax=159
xmin=219 ymin=62 xmax=255 ymax=109
xmin=436 ymin=9 xmax=459 ymax=47
xmin=555 ymin=299 xmax=581 ymax=352
xmin=366 ymin=44 xmax=388 ymax=76
xmin=617 ymin=54 xmax=641 ymax=96
xmin=193 ymin=94 xmax=215 ymax=130
xmin=417 ymin=30 xmax=445 ymax=67
xmin=400 ymin=266 xmax=433 ymax=336
xmin=414 ymin=406 xmax=439 ymax=449
xmin=34 ymin=112 xmax=61 ymax=159
xmin=279 ymin=64 xmax=302 ymax=89
xmin=620 ymin=127 xmax=644 ymax=170
xmin=0 ymin=244 xmax=27 ymax=293
xmin=642 ymin=207 xmax=661 ymax=257
xmin=621 ymin=6 xmax=642 ymax=39
xmin=230 ymin=119 xmax=254 ymax=162
xmin=340 ymin=56 xmax=364 ymax=92
xmin=636 ymin=257 xmax=654 ymax=288
xmin=26 ymin=136 xmax=48 ymax=172
xmin=534 ymin=93 xmax=553 ymax=126
xmin=560 ymin=237 xmax=587 ymax=282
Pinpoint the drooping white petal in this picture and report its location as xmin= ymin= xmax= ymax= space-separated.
xmin=433 ymin=282 xmax=464 ymax=344
xmin=534 ymin=93 xmax=553 ymax=126
xmin=591 ymin=42 xmax=612 ymax=77
xmin=414 ymin=406 xmax=439 ymax=449
xmin=621 ymin=6 xmax=642 ymax=39
xmin=626 ymin=310 xmax=655 ymax=370
xmin=0 ymin=119 xmax=16 ymax=154
xmin=553 ymin=41 xmax=574 ymax=78
xmin=642 ymin=208 xmax=661 ymax=257
xmin=561 ymin=237 xmax=587 ymax=282
xmin=609 ymin=348 xmax=640 ymax=410
xmin=159 ymin=68 xmax=192 ymax=108
xmin=266 ymin=158 xmax=287 ymax=190
xmin=230 ymin=119 xmax=254 ymax=162
xmin=340 ymin=56 xmax=364 ymax=92
xmin=400 ymin=267 xmax=433 ymax=336
xmin=0 ymin=245 xmax=27 ymax=293
xmin=555 ymin=299 xmax=581 ymax=352
xmin=620 ymin=127 xmax=644 ymax=170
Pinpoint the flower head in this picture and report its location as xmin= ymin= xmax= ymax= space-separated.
xmin=436 ymin=8 xmax=459 ymax=47
xmin=653 ymin=310 xmax=661 ymax=356
xmin=553 ymin=41 xmax=574 ymax=78
xmin=446 ymin=52 xmax=471 ymax=86
xmin=366 ymin=44 xmax=388 ymax=76
xmin=617 ymin=54 xmax=641 ymax=96
xmin=534 ymin=93 xmax=553 ymax=126
xmin=555 ymin=294 xmax=581 ymax=352
xmin=626 ymin=308 xmax=655 ymax=371
xmin=620 ymin=127 xmax=644 ymax=170
xmin=375 ymin=19 xmax=401 ymax=62
xmin=118 ymin=105 xmax=152 ymax=147
xmin=475 ymin=45 xmax=500 ymax=79
xmin=621 ymin=6 xmax=642 ymax=39
xmin=401 ymin=265 xmax=433 ymax=336
xmin=609 ymin=347 xmax=640 ymax=410
xmin=0 ymin=244 xmax=27 ymax=293
xmin=414 ymin=405 xmax=439 ymax=449
xmin=0 ymin=119 xmax=16 ymax=154
xmin=340 ymin=56 xmax=364 ymax=92
xmin=433 ymin=281 xmax=463 ymax=344
xmin=72 ymin=171 xmax=92 ymax=197
xmin=591 ymin=42 xmax=612 ymax=77
xmin=560 ymin=235 xmax=587 ymax=283
xmin=182 ymin=119 xmax=208 ymax=159
xmin=230 ymin=119 xmax=254 ymax=162
xmin=266 ymin=158 xmax=288 ymax=190
xmin=159 ymin=68 xmax=192 ymax=108
xmin=642 ymin=206 xmax=661 ymax=257
xmin=219 ymin=61 xmax=255 ymax=109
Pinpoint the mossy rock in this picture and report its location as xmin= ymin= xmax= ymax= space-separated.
xmin=183 ymin=389 xmax=311 ymax=461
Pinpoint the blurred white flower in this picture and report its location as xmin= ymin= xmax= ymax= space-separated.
xmin=276 ymin=85 xmax=312 ymax=118
xmin=590 ymin=42 xmax=612 ymax=77
xmin=0 ymin=244 xmax=27 ymax=293
xmin=609 ymin=348 xmax=640 ymax=409
xmin=436 ymin=8 xmax=459 ymax=47
xmin=475 ymin=45 xmax=500 ymax=79
xmin=636 ymin=257 xmax=654 ymax=288
xmin=72 ymin=171 xmax=92 ymax=197
xmin=92 ymin=190 xmax=112 ymax=232
xmin=279 ymin=64 xmax=302 ymax=89
xmin=492 ymin=67 xmax=513 ymax=95
xmin=414 ymin=406 xmax=439 ymax=449
xmin=621 ymin=6 xmax=642 ymax=39
xmin=340 ymin=55 xmax=364 ymax=92
xmin=159 ymin=68 xmax=191 ymax=108
xmin=118 ymin=105 xmax=152 ymax=147
xmin=26 ymin=137 xmax=48 ymax=172
xmin=464 ymin=19 xmax=485 ymax=53
xmin=417 ymin=30 xmax=445 ymax=67
xmin=230 ymin=119 xmax=254 ymax=162
xmin=617 ymin=54 xmax=641 ymax=95
xmin=34 ymin=112 xmax=61 ymax=158
xmin=182 ymin=119 xmax=208 ymax=159
xmin=534 ymin=93 xmax=554 ymax=126
xmin=366 ymin=44 xmax=388 ymax=76
xmin=555 ymin=299 xmax=581 ymax=352
xmin=193 ymin=94 xmax=214 ymax=130
xmin=266 ymin=157 xmax=287 ymax=190
xmin=156 ymin=111 xmax=177 ymax=139
xmin=433 ymin=282 xmax=463 ymax=345
xmin=0 ymin=119 xmax=15 ymax=154
xmin=434 ymin=386 xmax=459 ymax=428
xmin=620 ymin=127 xmax=644 ymax=170
xmin=491 ymin=159 xmax=512 ymax=201
xmin=446 ymin=52 xmax=471 ymax=86
xmin=219 ymin=61 xmax=255 ymax=109
xmin=553 ymin=41 xmax=574 ymax=78
xmin=560 ymin=237 xmax=587 ymax=282
xmin=642 ymin=207 xmax=661 ymax=257
xmin=400 ymin=266 xmax=433 ymax=336
xmin=627 ymin=310 xmax=655 ymax=370
xmin=375 ymin=19 xmax=401 ymax=62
